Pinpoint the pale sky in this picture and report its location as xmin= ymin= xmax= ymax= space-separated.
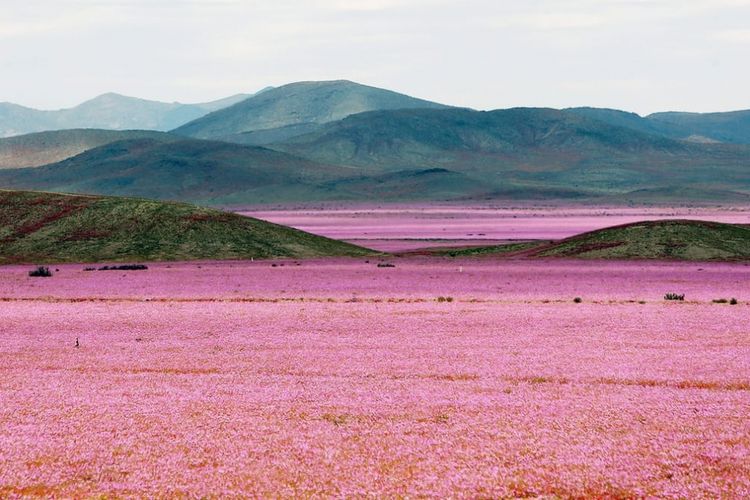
xmin=1 ymin=0 xmax=749 ymax=114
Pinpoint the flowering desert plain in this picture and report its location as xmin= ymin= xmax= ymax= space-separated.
xmin=1 ymin=206 xmax=750 ymax=498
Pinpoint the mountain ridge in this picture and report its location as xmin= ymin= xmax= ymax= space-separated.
xmin=173 ymin=80 xmax=450 ymax=142
xmin=0 ymin=91 xmax=258 ymax=138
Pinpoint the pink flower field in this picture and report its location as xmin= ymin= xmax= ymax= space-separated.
xmin=1 ymin=258 xmax=749 ymax=497
xmin=244 ymin=205 xmax=750 ymax=251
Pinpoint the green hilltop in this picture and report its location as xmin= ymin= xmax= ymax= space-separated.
xmin=0 ymin=190 xmax=371 ymax=264
xmin=536 ymin=220 xmax=750 ymax=260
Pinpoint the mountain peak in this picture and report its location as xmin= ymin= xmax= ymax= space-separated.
xmin=173 ymin=80 xmax=449 ymax=140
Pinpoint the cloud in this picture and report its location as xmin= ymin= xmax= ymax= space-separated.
xmin=715 ymin=28 xmax=750 ymax=42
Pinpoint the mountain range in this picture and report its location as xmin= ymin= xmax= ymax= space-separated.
xmin=0 ymin=80 xmax=747 ymax=204
xmin=0 ymin=91 xmax=260 ymax=137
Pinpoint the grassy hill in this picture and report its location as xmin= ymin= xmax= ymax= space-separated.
xmin=534 ymin=220 xmax=750 ymax=260
xmin=173 ymin=80 xmax=449 ymax=142
xmin=0 ymin=190 xmax=371 ymax=263
xmin=0 ymin=129 xmax=178 ymax=169
xmin=0 ymin=92 xmax=252 ymax=138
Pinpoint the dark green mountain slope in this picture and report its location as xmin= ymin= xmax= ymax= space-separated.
xmin=173 ymin=80 xmax=449 ymax=141
xmin=647 ymin=110 xmax=750 ymax=144
xmin=0 ymin=138 xmax=366 ymax=205
xmin=273 ymin=107 xmax=750 ymax=197
xmin=566 ymin=107 xmax=691 ymax=140
xmin=0 ymin=190 xmax=371 ymax=263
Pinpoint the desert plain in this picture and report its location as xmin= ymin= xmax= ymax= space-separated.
xmin=1 ymin=205 xmax=749 ymax=498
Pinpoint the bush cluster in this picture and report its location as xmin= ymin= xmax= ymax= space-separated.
xmin=714 ymin=298 xmax=740 ymax=305
xmin=664 ymin=293 xmax=685 ymax=301
xmin=28 ymin=266 xmax=53 ymax=277
xmin=97 ymin=264 xmax=148 ymax=271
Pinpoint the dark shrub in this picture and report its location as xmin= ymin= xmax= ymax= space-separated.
xmin=712 ymin=298 xmax=728 ymax=304
xmin=377 ymin=262 xmax=396 ymax=268
xmin=573 ymin=297 xmax=582 ymax=303
xmin=664 ymin=293 xmax=685 ymax=301
xmin=28 ymin=266 xmax=52 ymax=277
xmin=436 ymin=296 xmax=454 ymax=303
xmin=98 ymin=264 xmax=148 ymax=271
xmin=730 ymin=298 xmax=739 ymax=305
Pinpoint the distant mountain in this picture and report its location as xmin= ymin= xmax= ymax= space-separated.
xmin=272 ymin=107 xmax=750 ymax=199
xmin=0 ymin=138 xmax=371 ymax=204
xmin=2 ymin=106 xmax=749 ymax=205
xmin=173 ymin=80 xmax=449 ymax=143
xmin=0 ymin=129 xmax=178 ymax=168
xmin=0 ymin=92 xmax=254 ymax=137
xmin=568 ymin=107 xmax=750 ymax=145
xmin=0 ymin=190 xmax=370 ymax=263
xmin=647 ymin=110 xmax=750 ymax=144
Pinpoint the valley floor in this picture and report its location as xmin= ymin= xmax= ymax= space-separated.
xmin=243 ymin=204 xmax=750 ymax=251
xmin=1 ymin=258 xmax=749 ymax=497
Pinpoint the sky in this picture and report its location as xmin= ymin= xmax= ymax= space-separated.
xmin=1 ymin=0 xmax=749 ymax=114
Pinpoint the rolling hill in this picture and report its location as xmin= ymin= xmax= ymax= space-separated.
xmin=0 ymin=129 xmax=179 ymax=169
xmin=534 ymin=220 xmax=750 ymax=260
xmin=0 ymin=138 xmax=369 ymax=205
xmin=0 ymin=92 xmax=254 ymax=138
xmin=0 ymin=190 xmax=371 ymax=263
xmin=173 ymin=80 xmax=449 ymax=143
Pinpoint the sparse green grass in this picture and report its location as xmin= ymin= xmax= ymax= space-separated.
xmin=0 ymin=190 xmax=373 ymax=264
xmin=425 ymin=241 xmax=547 ymax=257
xmin=535 ymin=220 xmax=750 ymax=261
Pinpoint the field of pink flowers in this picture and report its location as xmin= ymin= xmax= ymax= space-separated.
xmin=244 ymin=205 xmax=750 ymax=251
xmin=1 ymin=258 xmax=749 ymax=497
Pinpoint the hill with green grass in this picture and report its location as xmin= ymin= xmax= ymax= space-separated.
xmin=0 ymin=190 xmax=371 ymax=263
xmin=535 ymin=220 xmax=750 ymax=260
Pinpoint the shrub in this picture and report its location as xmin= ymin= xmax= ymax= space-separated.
xmin=712 ymin=298 xmax=728 ymax=304
xmin=730 ymin=298 xmax=739 ymax=305
xmin=664 ymin=293 xmax=685 ymax=301
xmin=28 ymin=266 xmax=52 ymax=277
xmin=436 ymin=296 xmax=454 ymax=303
xmin=377 ymin=262 xmax=396 ymax=268
xmin=83 ymin=267 xmax=96 ymax=271
xmin=98 ymin=264 xmax=148 ymax=271
xmin=573 ymin=297 xmax=582 ymax=303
